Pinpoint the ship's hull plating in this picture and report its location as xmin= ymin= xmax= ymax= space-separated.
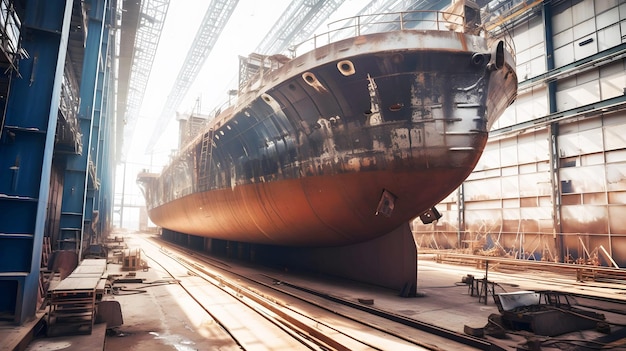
xmin=139 ymin=29 xmax=517 ymax=247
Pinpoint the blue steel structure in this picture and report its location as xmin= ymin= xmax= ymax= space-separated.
xmin=0 ymin=0 xmax=117 ymax=325
xmin=95 ymin=31 xmax=115 ymax=244
xmin=59 ymin=0 xmax=109 ymax=258
xmin=0 ymin=0 xmax=73 ymax=324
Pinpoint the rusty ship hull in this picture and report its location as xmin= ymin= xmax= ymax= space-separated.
xmin=139 ymin=9 xmax=518 ymax=247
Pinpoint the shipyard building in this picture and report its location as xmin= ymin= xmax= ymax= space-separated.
xmin=0 ymin=0 xmax=625 ymax=350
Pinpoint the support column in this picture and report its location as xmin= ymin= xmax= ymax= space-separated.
xmin=543 ymin=2 xmax=564 ymax=262
xmin=0 ymin=0 xmax=73 ymax=324
xmin=87 ymin=14 xmax=111 ymax=246
xmin=457 ymin=183 xmax=465 ymax=248
xmin=59 ymin=0 xmax=108 ymax=258
xmin=96 ymin=32 xmax=115 ymax=239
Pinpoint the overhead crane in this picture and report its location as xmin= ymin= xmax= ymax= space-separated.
xmin=144 ymin=0 xmax=356 ymax=155
xmin=143 ymin=0 xmax=240 ymax=154
xmin=253 ymin=0 xmax=441 ymax=57
xmin=255 ymin=0 xmax=346 ymax=56
xmin=119 ymin=0 xmax=170 ymax=162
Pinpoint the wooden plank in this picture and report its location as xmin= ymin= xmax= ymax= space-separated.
xmin=80 ymin=259 xmax=107 ymax=267
xmin=51 ymin=276 xmax=101 ymax=291
xmin=73 ymin=265 xmax=106 ymax=275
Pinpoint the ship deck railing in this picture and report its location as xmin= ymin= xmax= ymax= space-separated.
xmin=287 ymin=10 xmax=513 ymax=58
xmin=234 ymin=9 xmax=514 ymax=96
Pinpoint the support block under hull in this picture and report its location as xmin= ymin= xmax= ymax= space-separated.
xmin=163 ymin=222 xmax=418 ymax=295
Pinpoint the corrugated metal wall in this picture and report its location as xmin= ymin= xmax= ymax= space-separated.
xmin=413 ymin=0 xmax=626 ymax=267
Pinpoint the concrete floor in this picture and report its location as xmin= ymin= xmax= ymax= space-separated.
xmin=102 ymin=243 xmax=626 ymax=350
xmin=103 ymin=253 xmax=504 ymax=351
xmin=5 ymin=234 xmax=626 ymax=351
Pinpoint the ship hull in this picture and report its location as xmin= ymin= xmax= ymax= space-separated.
xmin=139 ymin=28 xmax=517 ymax=247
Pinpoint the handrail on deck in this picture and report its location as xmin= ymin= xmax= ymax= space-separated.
xmin=288 ymin=10 xmax=472 ymax=58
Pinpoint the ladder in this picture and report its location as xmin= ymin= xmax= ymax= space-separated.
xmin=198 ymin=129 xmax=214 ymax=190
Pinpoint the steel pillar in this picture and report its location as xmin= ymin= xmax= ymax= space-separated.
xmin=543 ymin=2 xmax=564 ymax=263
xmin=95 ymin=28 xmax=115 ymax=239
xmin=0 ymin=0 xmax=73 ymax=324
xmin=59 ymin=0 xmax=108 ymax=257
xmin=457 ymin=183 xmax=465 ymax=247
xmin=87 ymin=11 xmax=111 ymax=247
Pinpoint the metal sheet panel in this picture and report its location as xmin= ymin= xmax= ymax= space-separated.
xmin=560 ymin=164 xmax=606 ymax=193
xmin=574 ymin=32 xmax=598 ymax=61
xmin=604 ymin=123 xmax=626 ymax=151
xmin=595 ymin=0 xmax=620 ymax=14
xmin=500 ymin=138 xmax=519 ymax=167
xmin=556 ymin=80 xmax=601 ymax=110
xmin=464 ymin=178 xmax=502 ymax=201
xmin=474 ymin=144 xmax=501 ymax=171
xmin=519 ymin=172 xmax=550 ymax=196
xmin=608 ymin=191 xmax=626 ymax=204
xmin=597 ymin=23 xmax=621 ymax=51
xmin=552 ymin=2 xmax=573 ymax=33
xmin=501 ymin=175 xmax=519 ymax=198
xmin=561 ymin=205 xmax=609 ymax=234
xmin=558 ymin=128 xmax=604 ymax=157
xmin=608 ymin=205 xmax=626 ymax=234
xmin=553 ymin=27 xmax=573 ymax=50
xmin=610 ymin=235 xmax=626 ymax=265
xmin=572 ymin=0 xmax=596 ymax=23
xmin=554 ymin=42 xmax=575 ymax=68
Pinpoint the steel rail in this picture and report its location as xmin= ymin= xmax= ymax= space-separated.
xmin=269 ymin=279 xmax=498 ymax=351
xmin=137 ymin=248 xmax=247 ymax=349
xmin=138 ymin=237 xmax=387 ymax=351
xmin=148 ymin=235 xmax=503 ymax=351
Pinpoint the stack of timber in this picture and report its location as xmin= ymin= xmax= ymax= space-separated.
xmin=434 ymin=253 xmax=626 ymax=284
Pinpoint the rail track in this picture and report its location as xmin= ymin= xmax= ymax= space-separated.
xmin=127 ymin=234 xmax=504 ymax=351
